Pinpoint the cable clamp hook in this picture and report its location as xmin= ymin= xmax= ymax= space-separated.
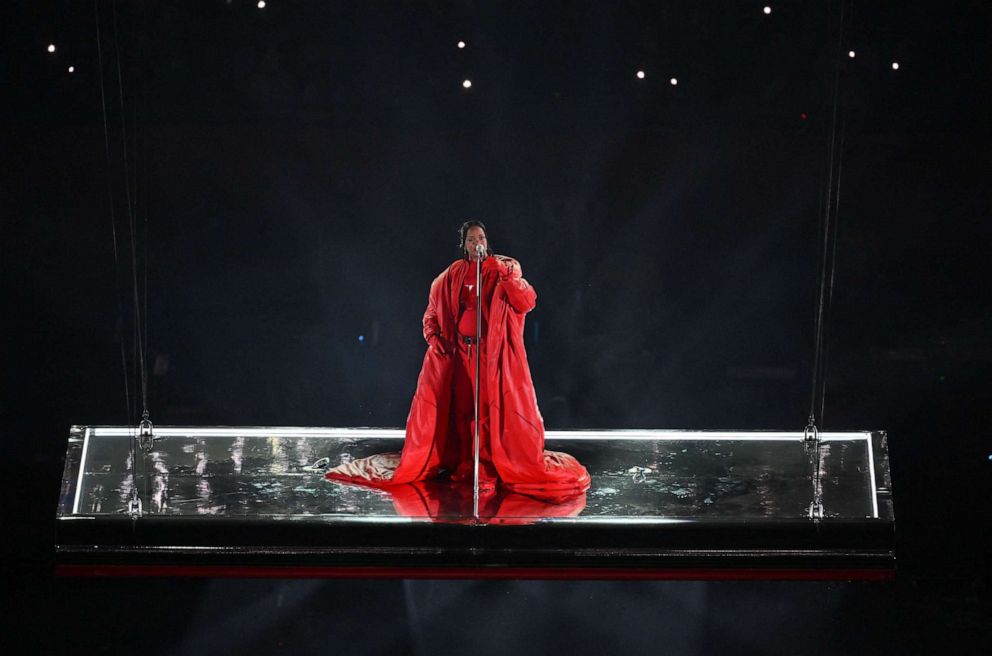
xmin=127 ymin=494 xmax=143 ymax=519
xmin=138 ymin=412 xmax=155 ymax=451
xmin=803 ymin=417 xmax=819 ymax=452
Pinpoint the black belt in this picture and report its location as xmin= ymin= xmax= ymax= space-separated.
xmin=461 ymin=335 xmax=484 ymax=345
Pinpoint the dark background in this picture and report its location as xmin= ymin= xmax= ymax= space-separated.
xmin=2 ymin=1 xmax=988 ymax=653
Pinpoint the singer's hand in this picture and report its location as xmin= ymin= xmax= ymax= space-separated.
xmin=428 ymin=334 xmax=449 ymax=355
xmin=483 ymin=256 xmax=511 ymax=277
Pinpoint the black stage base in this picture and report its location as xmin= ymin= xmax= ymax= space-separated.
xmin=56 ymin=427 xmax=895 ymax=579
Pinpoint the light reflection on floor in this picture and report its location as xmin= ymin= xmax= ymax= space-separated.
xmin=61 ymin=429 xmax=884 ymax=522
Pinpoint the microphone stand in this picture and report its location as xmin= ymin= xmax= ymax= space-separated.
xmin=472 ymin=246 xmax=483 ymax=518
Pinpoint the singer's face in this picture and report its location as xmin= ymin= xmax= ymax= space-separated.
xmin=465 ymin=226 xmax=488 ymax=261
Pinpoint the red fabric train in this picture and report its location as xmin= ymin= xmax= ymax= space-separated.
xmin=325 ymin=255 xmax=590 ymax=501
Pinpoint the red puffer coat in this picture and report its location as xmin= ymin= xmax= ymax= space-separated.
xmin=325 ymin=255 xmax=590 ymax=500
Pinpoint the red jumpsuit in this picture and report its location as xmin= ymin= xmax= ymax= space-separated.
xmin=326 ymin=254 xmax=590 ymax=501
xmin=448 ymin=267 xmax=498 ymax=486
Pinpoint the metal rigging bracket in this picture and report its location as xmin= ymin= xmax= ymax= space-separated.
xmin=803 ymin=416 xmax=819 ymax=447
xmin=126 ymin=492 xmax=142 ymax=519
xmin=804 ymin=416 xmax=825 ymax=521
xmin=138 ymin=411 xmax=155 ymax=452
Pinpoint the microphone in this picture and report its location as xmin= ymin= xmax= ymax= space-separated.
xmin=475 ymin=244 xmax=485 ymax=259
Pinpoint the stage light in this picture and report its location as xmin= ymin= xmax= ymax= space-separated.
xmin=257 ymin=1 xmax=265 ymax=8
xmin=68 ymin=66 xmax=75 ymax=73
xmin=800 ymin=112 xmax=808 ymax=120
xmin=358 ymin=335 xmax=365 ymax=343
xmin=47 ymin=44 xmax=56 ymax=53
xmin=891 ymin=61 xmax=900 ymax=70
xmin=670 ymin=77 xmax=678 ymax=85
xmin=848 ymin=50 xmax=856 ymax=58
xmin=763 ymin=6 xmax=772 ymax=14
xmin=462 ymin=79 xmax=472 ymax=88
xmin=457 ymin=41 xmax=466 ymax=49
xmin=636 ymin=70 xmax=645 ymax=79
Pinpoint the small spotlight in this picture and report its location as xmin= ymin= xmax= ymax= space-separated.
xmin=462 ymin=79 xmax=472 ymax=88
xmin=68 ymin=66 xmax=75 ymax=73
xmin=800 ymin=112 xmax=808 ymax=120
xmin=257 ymin=0 xmax=265 ymax=8
xmin=636 ymin=70 xmax=645 ymax=79
xmin=848 ymin=50 xmax=856 ymax=58
xmin=457 ymin=40 xmax=466 ymax=49
xmin=47 ymin=44 xmax=56 ymax=53
xmin=891 ymin=61 xmax=900 ymax=70
xmin=358 ymin=335 xmax=365 ymax=343
xmin=670 ymin=77 xmax=678 ymax=86
xmin=763 ymin=6 xmax=772 ymax=14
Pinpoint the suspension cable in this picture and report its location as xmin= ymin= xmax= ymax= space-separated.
xmin=95 ymin=0 xmax=132 ymax=429
xmin=807 ymin=0 xmax=848 ymax=434
xmin=110 ymin=1 xmax=151 ymax=429
xmin=818 ymin=122 xmax=846 ymax=425
xmin=804 ymin=0 xmax=851 ymax=522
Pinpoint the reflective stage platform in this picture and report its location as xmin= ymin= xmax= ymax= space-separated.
xmin=56 ymin=427 xmax=894 ymax=579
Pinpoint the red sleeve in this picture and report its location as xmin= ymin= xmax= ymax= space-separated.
xmin=422 ymin=270 xmax=445 ymax=342
xmin=500 ymin=261 xmax=537 ymax=314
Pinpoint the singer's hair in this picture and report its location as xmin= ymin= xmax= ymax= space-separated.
xmin=458 ymin=220 xmax=492 ymax=256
